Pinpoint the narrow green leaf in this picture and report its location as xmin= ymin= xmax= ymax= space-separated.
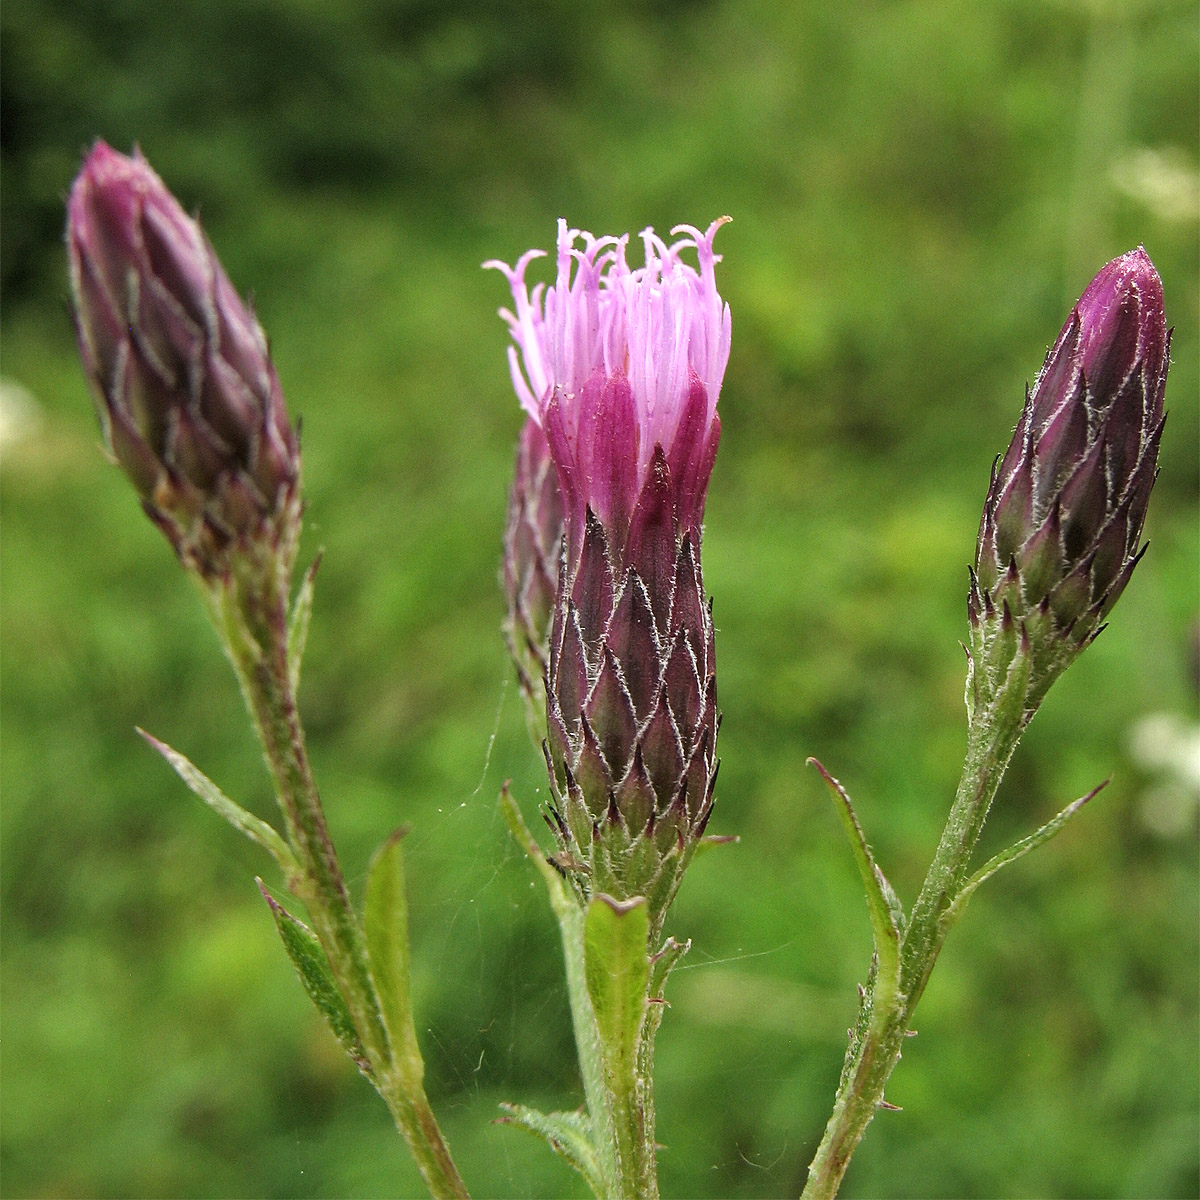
xmin=287 ymin=552 xmax=322 ymax=695
xmin=584 ymin=894 xmax=650 ymax=1081
xmin=946 ymin=781 xmax=1107 ymax=926
xmin=809 ymin=758 xmax=902 ymax=975
xmin=648 ymin=936 xmax=690 ymax=1000
xmin=363 ymin=828 xmax=423 ymax=1077
xmin=496 ymin=1104 xmax=604 ymax=1199
xmin=499 ymin=783 xmax=571 ymax=916
xmin=693 ymin=833 xmax=739 ymax=857
xmin=258 ymin=879 xmax=370 ymax=1073
xmin=138 ymin=728 xmax=299 ymax=877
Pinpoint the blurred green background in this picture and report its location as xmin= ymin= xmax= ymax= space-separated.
xmin=2 ymin=1 xmax=1197 ymax=1196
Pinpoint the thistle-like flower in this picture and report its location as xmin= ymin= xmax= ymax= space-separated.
xmin=489 ymin=219 xmax=731 ymax=928
xmin=970 ymin=247 xmax=1168 ymax=716
xmin=67 ymin=142 xmax=301 ymax=586
xmin=502 ymin=416 xmax=564 ymax=737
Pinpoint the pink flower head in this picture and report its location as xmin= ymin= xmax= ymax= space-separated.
xmin=487 ymin=219 xmax=731 ymax=565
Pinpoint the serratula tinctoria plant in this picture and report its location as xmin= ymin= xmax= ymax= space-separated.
xmin=64 ymin=139 xmax=1172 ymax=1200
xmin=67 ymin=142 xmax=468 ymax=1200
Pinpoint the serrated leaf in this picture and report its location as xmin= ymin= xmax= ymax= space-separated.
xmin=258 ymin=880 xmax=370 ymax=1073
xmin=496 ymin=1104 xmax=603 ymax=1199
xmin=287 ymin=552 xmax=321 ymax=695
xmin=363 ymin=827 xmax=423 ymax=1078
xmin=945 ymin=781 xmax=1107 ymax=927
xmin=809 ymin=758 xmax=902 ymax=979
xmin=584 ymin=894 xmax=649 ymax=1083
xmin=138 ymin=728 xmax=298 ymax=878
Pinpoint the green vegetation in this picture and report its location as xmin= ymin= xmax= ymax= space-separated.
xmin=2 ymin=1 xmax=1196 ymax=1196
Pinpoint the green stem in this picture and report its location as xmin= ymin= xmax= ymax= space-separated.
xmin=558 ymin=894 xmax=659 ymax=1197
xmin=801 ymin=687 xmax=1027 ymax=1199
xmin=377 ymin=1074 xmax=469 ymax=1200
xmin=555 ymin=895 xmax=623 ymax=1196
xmin=627 ymin=1005 xmax=662 ymax=1200
xmin=215 ymin=579 xmax=469 ymax=1200
xmin=601 ymin=1016 xmax=658 ymax=1200
xmin=499 ymin=790 xmax=659 ymax=1198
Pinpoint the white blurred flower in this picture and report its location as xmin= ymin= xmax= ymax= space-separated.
xmin=1111 ymin=147 xmax=1200 ymax=225
xmin=1128 ymin=712 xmax=1200 ymax=838
xmin=0 ymin=378 xmax=42 ymax=451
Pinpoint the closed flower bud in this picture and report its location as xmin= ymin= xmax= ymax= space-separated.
xmin=67 ymin=142 xmax=301 ymax=583
xmin=489 ymin=220 xmax=731 ymax=929
xmin=502 ymin=416 xmax=564 ymax=734
xmin=970 ymin=247 xmax=1168 ymax=714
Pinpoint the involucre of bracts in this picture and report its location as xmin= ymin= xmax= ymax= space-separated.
xmin=67 ymin=142 xmax=301 ymax=583
xmin=969 ymin=247 xmax=1169 ymax=715
xmin=545 ymin=504 xmax=719 ymax=929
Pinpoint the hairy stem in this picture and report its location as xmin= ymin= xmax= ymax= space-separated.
xmin=557 ymin=894 xmax=660 ymax=1198
xmin=215 ymin=574 xmax=469 ymax=1200
xmin=802 ymin=683 xmax=1027 ymax=1199
xmin=599 ymin=1012 xmax=658 ymax=1200
xmin=556 ymin=899 xmax=623 ymax=1196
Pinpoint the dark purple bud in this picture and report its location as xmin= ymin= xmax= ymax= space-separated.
xmin=67 ymin=142 xmax=301 ymax=581
xmin=971 ymin=247 xmax=1169 ymax=709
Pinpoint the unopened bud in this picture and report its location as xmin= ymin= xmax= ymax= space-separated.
xmin=67 ymin=142 xmax=301 ymax=583
xmin=971 ymin=247 xmax=1168 ymax=714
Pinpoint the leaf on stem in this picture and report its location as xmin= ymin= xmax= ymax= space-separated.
xmin=287 ymin=552 xmax=322 ymax=695
xmin=138 ymin=728 xmax=299 ymax=878
xmin=945 ymin=780 xmax=1108 ymax=927
xmin=693 ymin=833 xmax=739 ymax=857
xmin=499 ymin=783 xmax=572 ymax=913
xmin=584 ymin=894 xmax=650 ymax=1084
xmin=496 ymin=1104 xmax=604 ymax=1199
xmin=648 ymin=936 xmax=690 ymax=1001
xmin=258 ymin=879 xmax=371 ymax=1073
xmin=809 ymin=759 xmax=903 ymax=971
xmin=363 ymin=827 xmax=423 ymax=1079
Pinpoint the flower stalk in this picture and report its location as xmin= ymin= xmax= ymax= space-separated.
xmin=219 ymin=580 xmax=467 ymax=1199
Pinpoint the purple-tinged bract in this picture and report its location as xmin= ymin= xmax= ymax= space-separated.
xmin=970 ymin=247 xmax=1168 ymax=714
xmin=489 ymin=220 xmax=731 ymax=928
xmin=503 ymin=416 xmax=565 ymax=733
xmin=68 ymin=142 xmax=301 ymax=583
